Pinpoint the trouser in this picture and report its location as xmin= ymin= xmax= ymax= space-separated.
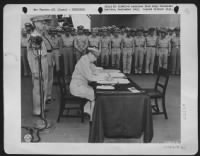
xmin=135 ymin=47 xmax=145 ymax=73
xmin=27 ymin=53 xmax=48 ymax=115
xmin=53 ymin=49 xmax=61 ymax=72
xmin=62 ymin=47 xmax=74 ymax=76
xmin=171 ymin=47 xmax=180 ymax=74
xmin=158 ymin=48 xmax=168 ymax=69
xmin=47 ymin=52 xmax=55 ymax=100
xmin=21 ymin=47 xmax=30 ymax=75
xmin=122 ymin=48 xmax=132 ymax=74
xmin=70 ymin=82 xmax=95 ymax=121
xmin=101 ymin=48 xmax=110 ymax=67
xmin=145 ymin=47 xmax=156 ymax=73
xmin=111 ymin=48 xmax=121 ymax=69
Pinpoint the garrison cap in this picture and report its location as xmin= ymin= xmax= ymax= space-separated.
xmin=137 ymin=27 xmax=144 ymax=32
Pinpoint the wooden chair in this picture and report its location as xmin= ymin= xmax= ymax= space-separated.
xmin=143 ymin=68 xmax=170 ymax=119
xmin=57 ymin=55 xmax=87 ymax=123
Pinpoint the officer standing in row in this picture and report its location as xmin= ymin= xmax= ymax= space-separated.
xmin=157 ymin=28 xmax=171 ymax=70
xmin=60 ymin=26 xmax=74 ymax=76
xmin=134 ymin=27 xmax=146 ymax=74
xmin=100 ymin=27 xmax=111 ymax=67
xmin=171 ymin=27 xmax=180 ymax=75
xmin=74 ymin=25 xmax=88 ymax=62
xmin=121 ymin=28 xmax=134 ymax=74
xmin=111 ymin=28 xmax=122 ymax=69
xmin=88 ymin=28 xmax=101 ymax=50
xmin=48 ymin=28 xmax=61 ymax=73
xmin=145 ymin=27 xmax=157 ymax=74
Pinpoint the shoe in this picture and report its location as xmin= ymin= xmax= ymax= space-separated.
xmin=32 ymin=113 xmax=41 ymax=117
xmin=84 ymin=112 xmax=90 ymax=119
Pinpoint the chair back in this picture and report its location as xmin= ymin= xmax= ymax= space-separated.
xmin=154 ymin=68 xmax=170 ymax=96
xmin=57 ymin=55 xmax=68 ymax=98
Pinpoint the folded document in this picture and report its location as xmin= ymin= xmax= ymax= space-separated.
xmin=96 ymin=85 xmax=115 ymax=90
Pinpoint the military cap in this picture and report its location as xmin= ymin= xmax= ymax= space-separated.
xmin=102 ymin=27 xmax=107 ymax=32
xmin=159 ymin=27 xmax=167 ymax=33
xmin=30 ymin=15 xmax=52 ymax=22
xmin=114 ymin=28 xmax=121 ymax=33
xmin=137 ymin=27 xmax=144 ymax=32
xmin=174 ymin=26 xmax=180 ymax=31
xmin=148 ymin=27 xmax=155 ymax=32
xmin=24 ymin=23 xmax=33 ymax=28
xmin=167 ymin=27 xmax=174 ymax=32
xmin=84 ymin=29 xmax=90 ymax=33
xmin=77 ymin=25 xmax=84 ymax=30
xmin=91 ymin=28 xmax=98 ymax=33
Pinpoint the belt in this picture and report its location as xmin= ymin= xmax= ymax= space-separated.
xmin=159 ymin=47 xmax=168 ymax=48
xmin=147 ymin=46 xmax=156 ymax=47
xmin=21 ymin=47 xmax=27 ymax=48
xmin=172 ymin=45 xmax=180 ymax=48
xmin=63 ymin=46 xmax=73 ymax=48
xmin=47 ymin=50 xmax=52 ymax=53
xmin=135 ymin=45 xmax=144 ymax=47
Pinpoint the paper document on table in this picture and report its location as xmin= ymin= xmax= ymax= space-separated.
xmin=128 ymin=87 xmax=141 ymax=93
xmin=109 ymin=72 xmax=125 ymax=78
xmin=115 ymin=78 xmax=130 ymax=84
xmin=104 ymin=69 xmax=120 ymax=73
xmin=97 ymin=79 xmax=118 ymax=84
xmin=95 ymin=73 xmax=109 ymax=81
xmin=96 ymin=85 xmax=115 ymax=90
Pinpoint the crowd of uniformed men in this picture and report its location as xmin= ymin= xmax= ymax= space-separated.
xmin=21 ymin=15 xmax=180 ymax=115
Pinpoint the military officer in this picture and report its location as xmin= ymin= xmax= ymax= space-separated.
xmin=21 ymin=28 xmax=30 ymax=76
xmin=25 ymin=19 xmax=49 ymax=115
xmin=48 ymin=28 xmax=61 ymax=73
xmin=120 ymin=26 xmax=127 ymax=40
xmin=88 ymin=28 xmax=101 ymax=49
xmin=121 ymin=29 xmax=134 ymax=74
xmin=111 ymin=28 xmax=122 ymax=69
xmin=130 ymin=28 xmax=136 ymax=38
xmin=171 ymin=27 xmax=180 ymax=75
xmin=74 ymin=25 xmax=89 ymax=62
xmin=144 ymin=28 xmax=149 ymax=37
xmin=134 ymin=27 xmax=146 ymax=74
xmin=145 ymin=27 xmax=157 ymax=74
xmin=157 ymin=28 xmax=171 ymax=69
xmin=100 ymin=27 xmax=111 ymax=67
xmin=70 ymin=47 xmax=102 ymax=122
xmin=60 ymin=26 xmax=74 ymax=76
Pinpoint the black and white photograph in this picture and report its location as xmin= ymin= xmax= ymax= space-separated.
xmin=4 ymin=4 xmax=198 ymax=155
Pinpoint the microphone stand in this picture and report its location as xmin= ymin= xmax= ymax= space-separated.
xmin=22 ymin=46 xmax=54 ymax=142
